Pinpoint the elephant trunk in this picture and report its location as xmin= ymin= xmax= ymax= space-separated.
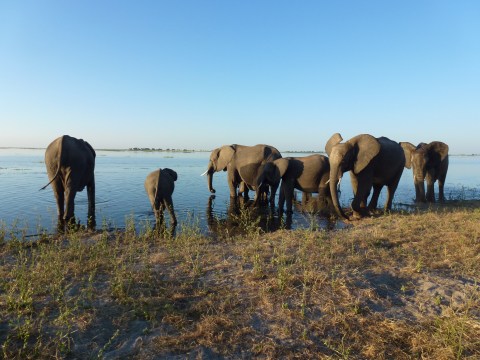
xmin=206 ymin=163 xmax=216 ymax=193
xmin=329 ymin=167 xmax=348 ymax=219
xmin=414 ymin=177 xmax=426 ymax=203
xmin=254 ymin=174 xmax=264 ymax=205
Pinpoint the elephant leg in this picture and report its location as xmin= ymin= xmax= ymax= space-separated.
xmin=164 ymin=196 xmax=177 ymax=225
xmin=228 ymin=170 xmax=240 ymax=198
xmin=302 ymin=192 xmax=311 ymax=206
xmin=384 ymin=169 xmax=402 ymax=211
xmin=317 ymin=185 xmax=328 ymax=209
xmin=64 ymin=188 xmax=76 ymax=225
xmin=368 ymin=185 xmax=382 ymax=211
xmin=425 ymin=173 xmax=435 ymax=202
xmin=51 ymin=181 xmax=65 ymax=221
xmin=361 ymin=185 xmax=372 ymax=209
xmin=87 ymin=181 xmax=96 ymax=228
xmin=239 ymin=181 xmax=250 ymax=199
xmin=384 ymin=184 xmax=397 ymax=211
xmin=269 ymin=182 xmax=279 ymax=207
xmin=350 ymin=197 xmax=363 ymax=219
xmin=437 ymin=172 xmax=447 ymax=202
xmin=156 ymin=201 xmax=165 ymax=224
xmin=285 ymin=188 xmax=294 ymax=215
xmin=278 ymin=182 xmax=286 ymax=215
xmin=351 ymin=176 xmax=371 ymax=219
xmin=437 ymin=180 xmax=446 ymax=202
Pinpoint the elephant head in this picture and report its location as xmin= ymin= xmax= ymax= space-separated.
xmin=400 ymin=141 xmax=449 ymax=202
xmin=255 ymin=158 xmax=288 ymax=204
xmin=202 ymin=145 xmax=236 ymax=193
xmin=256 ymin=158 xmax=288 ymax=190
xmin=162 ymin=168 xmax=178 ymax=182
xmin=325 ymin=133 xmax=381 ymax=219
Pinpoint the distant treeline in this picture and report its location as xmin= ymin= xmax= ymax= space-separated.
xmin=128 ymin=148 xmax=198 ymax=153
xmin=127 ymin=148 xmax=325 ymax=154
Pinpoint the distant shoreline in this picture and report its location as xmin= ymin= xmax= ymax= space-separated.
xmin=0 ymin=147 xmax=478 ymax=156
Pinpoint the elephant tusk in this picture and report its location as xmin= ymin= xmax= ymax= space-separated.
xmin=325 ymin=179 xmax=330 ymax=184
xmin=200 ymin=169 xmax=209 ymax=176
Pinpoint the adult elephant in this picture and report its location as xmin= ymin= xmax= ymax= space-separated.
xmin=202 ymin=144 xmax=282 ymax=206
xmin=256 ymin=154 xmax=332 ymax=215
xmin=325 ymin=133 xmax=405 ymax=220
xmin=400 ymin=141 xmax=449 ymax=203
xmin=41 ymin=135 xmax=96 ymax=229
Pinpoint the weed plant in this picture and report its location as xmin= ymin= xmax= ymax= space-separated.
xmin=0 ymin=204 xmax=479 ymax=358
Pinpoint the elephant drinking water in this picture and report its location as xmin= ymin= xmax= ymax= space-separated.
xmin=256 ymin=154 xmax=332 ymax=215
xmin=325 ymin=133 xmax=405 ymax=220
xmin=202 ymin=144 xmax=282 ymax=206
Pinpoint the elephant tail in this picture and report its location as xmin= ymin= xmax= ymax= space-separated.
xmin=40 ymin=136 xmax=65 ymax=190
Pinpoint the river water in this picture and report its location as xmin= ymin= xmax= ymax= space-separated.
xmin=0 ymin=148 xmax=479 ymax=237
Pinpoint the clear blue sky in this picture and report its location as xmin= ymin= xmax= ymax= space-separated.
xmin=1 ymin=1 xmax=479 ymax=153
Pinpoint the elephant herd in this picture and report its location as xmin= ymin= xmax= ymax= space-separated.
xmin=41 ymin=134 xmax=449 ymax=231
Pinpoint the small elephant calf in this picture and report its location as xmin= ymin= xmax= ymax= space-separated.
xmin=144 ymin=168 xmax=178 ymax=225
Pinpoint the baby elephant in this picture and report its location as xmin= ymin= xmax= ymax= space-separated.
xmin=144 ymin=168 xmax=178 ymax=225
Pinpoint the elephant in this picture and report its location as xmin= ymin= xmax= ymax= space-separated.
xmin=256 ymin=154 xmax=332 ymax=215
xmin=325 ymin=133 xmax=405 ymax=220
xmin=144 ymin=168 xmax=178 ymax=226
xmin=201 ymin=144 xmax=282 ymax=206
xmin=400 ymin=141 xmax=449 ymax=203
xmin=41 ymin=135 xmax=96 ymax=229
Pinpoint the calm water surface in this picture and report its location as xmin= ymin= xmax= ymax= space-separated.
xmin=1 ymin=148 xmax=479 ymax=237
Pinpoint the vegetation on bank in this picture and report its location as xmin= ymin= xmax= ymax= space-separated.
xmin=0 ymin=204 xmax=479 ymax=359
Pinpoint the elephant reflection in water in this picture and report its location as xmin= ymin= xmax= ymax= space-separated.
xmin=206 ymin=195 xmax=280 ymax=236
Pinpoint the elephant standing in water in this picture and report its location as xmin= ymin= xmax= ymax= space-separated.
xmin=256 ymin=154 xmax=332 ymax=215
xmin=400 ymin=141 xmax=449 ymax=203
xmin=202 ymin=144 xmax=282 ymax=206
xmin=325 ymin=133 xmax=405 ymax=220
xmin=41 ymin=135 xmax=96 ymax=229
xmin=144 ymin=168 xmax=178 ymax=226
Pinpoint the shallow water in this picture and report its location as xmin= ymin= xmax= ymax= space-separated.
xmin=0 ymin=148 xmax=479 ymax=237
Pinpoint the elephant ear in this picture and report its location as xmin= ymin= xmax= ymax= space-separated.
xmin=216 ymin=145 xmax=235 ymax=172
xmin=428 ymin=141 xmax=449 ymax=161
xmin=400 ymin=142 xmax=416 ymax=169
xmin=164 ymin=168 xmax=178 ymax=181
xmin=353 ymin=134 xmax=381 ymax=174
xmin=325 ymin=133 xmax=343 ymax=156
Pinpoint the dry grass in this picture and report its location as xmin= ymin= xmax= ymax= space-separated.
xmin=1 ymin=204 xmax=479 ymax=359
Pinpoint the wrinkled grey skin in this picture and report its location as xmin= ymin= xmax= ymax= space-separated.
xmin=204 ymin=144 xmax=282 ymax=206
xmin=325 ymin=133 xmax=405 ymax=220
xmin=400 ymin=141 xmax=449 ymax=203
xmin=144 ymin=168 xmax=178 ymax=225
xmin=41 ymin=135 xmax=96 ymax=229
xmin=256 ymin=154 xmax=332 ymax=215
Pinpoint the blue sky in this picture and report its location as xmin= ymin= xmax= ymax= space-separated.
xmin=1 ymin=1 xmax=479 ymax=153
